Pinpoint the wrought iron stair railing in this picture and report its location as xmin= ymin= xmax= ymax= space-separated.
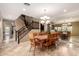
xmin=16 ymin=23 xmax=33 ymax=44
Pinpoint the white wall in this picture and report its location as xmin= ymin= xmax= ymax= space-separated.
xmin=71 ymin=22 xmax=79 ymax=36
xmin=0 ymin=18 xmax=3 ymax=43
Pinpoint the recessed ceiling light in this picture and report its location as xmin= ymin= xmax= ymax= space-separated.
xmin=64 ymin=9 xmax=67 ymax=12
xmin=23 ymin=8 xmax=26 ymax=11
xmin=43 ymin=8 xmax=48 ymax=12
xmin=42 ymin=8 xmax=48 ymax=13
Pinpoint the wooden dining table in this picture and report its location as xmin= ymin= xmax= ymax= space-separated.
xmin=34 ymin=35 xmax=48 ymax=48
xmin=29 ymin=32 xmax=60 ymax=55
xmin=34 ymin=35 xmax=48 ymax=40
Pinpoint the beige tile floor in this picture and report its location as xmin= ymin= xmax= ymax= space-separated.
xmin=0 ymin=36 xmax=79 ymax=56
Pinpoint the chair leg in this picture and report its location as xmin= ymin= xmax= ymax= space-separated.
xmin=28 ymin=45 xmax=32 ymax=55
xmin=55 ymin=43 xmax=57 ymax=48
xmin=55 ymin=40 xmax=59 ymax=48
xmin=33 ymin=46 xmax=36 ymax=56
xmin=29 ymin=45 xmax=32 ymax=52
xmin=47 ymin=46 xmax=49 ymax=54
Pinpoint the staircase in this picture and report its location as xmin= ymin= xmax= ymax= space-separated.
xmin=16 ymin=15 xmax=33 ymax=44
xmin=16 ymin=14 xmax=39 ymax=44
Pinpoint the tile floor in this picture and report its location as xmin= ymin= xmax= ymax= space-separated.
xmin=0 ymin=36 xmax=79 ymax=56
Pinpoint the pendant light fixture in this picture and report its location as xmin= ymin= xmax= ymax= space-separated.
xmin=40 ymin=8 xmax=50 ymax=24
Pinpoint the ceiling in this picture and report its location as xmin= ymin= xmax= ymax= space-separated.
xmin=0 ymin=3 xmax=79 ymax=23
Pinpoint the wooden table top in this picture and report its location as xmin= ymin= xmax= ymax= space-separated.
xmin=34 ymin=35 xmax=48 ymax=40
